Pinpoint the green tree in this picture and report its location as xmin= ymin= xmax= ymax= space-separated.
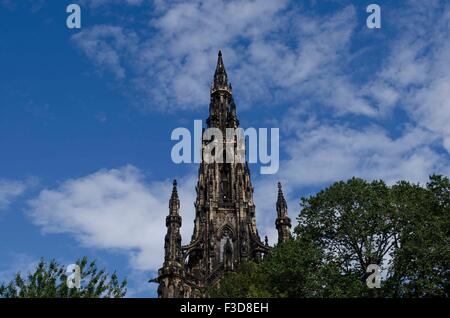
xmin=209 ymin=239 xmax=326 ymax=298
xmin=387 ymin=175 xmax=450 ymax=297
xmin=0 ymin=257 xmax=127 ymax=298
xmin=208 ymin=261 xmax=272 ymax=298
xmin=296 ymin=177 xmax=397 ymax=297
xmin=212 ymin=175 xmax=449 ymax=298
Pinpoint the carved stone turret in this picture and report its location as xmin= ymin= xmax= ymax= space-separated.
xmin=155 ymin=52 xmax=286 ymax=298
xmin=275 ymin=182 xmax=292 ymax=244
xmin=157 ymin=180 xmax=184 ymax=298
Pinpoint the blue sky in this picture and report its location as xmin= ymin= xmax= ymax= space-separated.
xmin=0 ymin=0 xmax=449 ymax=297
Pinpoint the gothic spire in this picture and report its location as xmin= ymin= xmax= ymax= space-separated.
xmin=155 ymin=50 xmax=270 ymax=298
xmin=208 ymin=51 xmax=234 ymax=129
xmin=169 ymin=179 xmax=180 ymax=214
xmin=164 ymin=179 xmax=182 ymax=268
xmin=276 ymin=182 xmax=287 ymax=214
xmin=213 ymin=50 xmax=229 ymax=89
xmin=275 ymin=182 xmax=291 ymax=244
xmin=215 ymin=50 xmax=227 ymax=77
xmin=171 ymin=179 xmax=178 ymax=199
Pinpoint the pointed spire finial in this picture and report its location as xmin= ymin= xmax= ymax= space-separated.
xmin=275 ymin=181 xmax=291 ymax=243
xmin=164 ymin=178 xmax=182 ymax=267
xmin=214 ymin=50 xmax=228 ymax=88
xmin=277 ymin=181 xmax=287 ymax=210
xmin=277 ymin=182 xmax=284 ymax=198
xmin=172 ymin=179 xmax=178 ymax=193
xmin=170 ymin=179 xmax=179 ymax=204
xmin=215 ymin=50 xmax=226 ymax=73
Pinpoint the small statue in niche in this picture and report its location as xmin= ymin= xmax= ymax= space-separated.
xmin=220 ymin=178 xmax=229 ymax=201
xmin=219 ymin=228 xmax=233 ymax=266
xmin=219 ymin=165 xmax=231 ymax=202
xmin=224 ymin=238 xmax=233 ymax=270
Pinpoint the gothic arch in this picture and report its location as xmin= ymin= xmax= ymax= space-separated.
xmin=217 ymin=224 xmax=235 ymax=265
xmin=217 ymin=224 xmax=235 ymax=240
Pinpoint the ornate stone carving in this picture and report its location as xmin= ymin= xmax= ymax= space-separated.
xmin=154 ymin=52 xmax=291 ymax=298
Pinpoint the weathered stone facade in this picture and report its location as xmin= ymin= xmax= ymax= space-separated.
xmin=154 ymin=51 xmax=291 ymax=298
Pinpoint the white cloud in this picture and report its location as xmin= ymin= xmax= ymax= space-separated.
xmin=70 ymin=0 xmax=450 ymax=157
xmin=72 ymin=25 xmax=139 ymax=79
xmin=0 ymin=179 xmax=28 ymax=211
xmin=27 ymin=166 xmax=196 ymax=271
xmin=60 ymin=0 xmax=450 ymax=253
xmin=281 ymin=124 xmax=447 ymax=186
xmin=253 ymin=120 xmax=449 ymax=242
xmin=72 ymin=2 xmax=374 ymax=115
xmin=366 ymin=0 xmax=450 ymax=153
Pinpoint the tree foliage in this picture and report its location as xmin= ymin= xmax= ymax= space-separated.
xmin=212 ymin=175 xmax=450 ymax=297
xmin=0 ymin=257 xmax=127 ymax=298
